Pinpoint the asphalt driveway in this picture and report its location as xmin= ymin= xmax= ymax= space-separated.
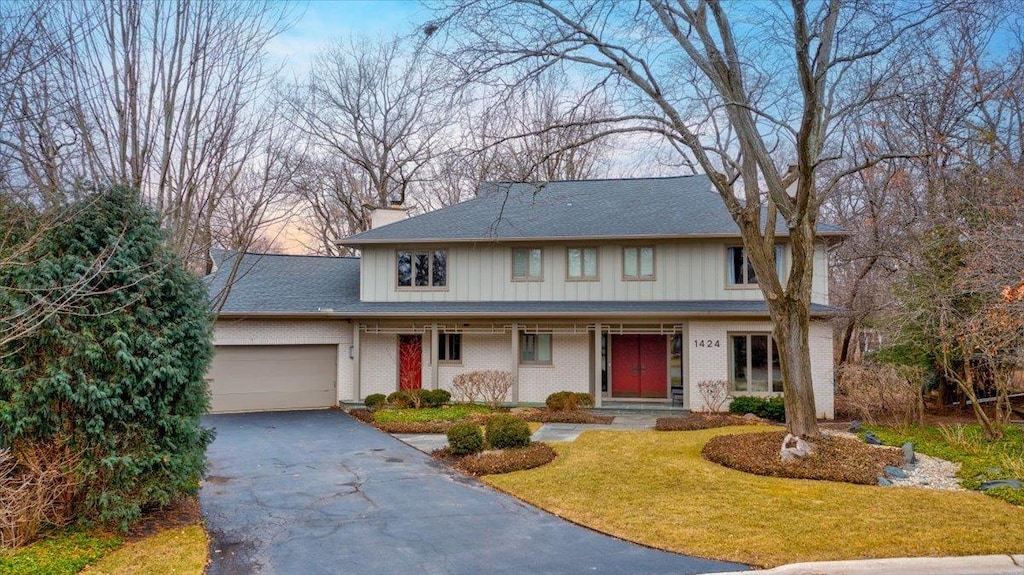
xmin=200 ymin=410 xmax=746 ymax=574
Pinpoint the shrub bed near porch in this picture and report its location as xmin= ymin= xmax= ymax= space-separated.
xmin=655 ymin=413 xmax=766 ymax=431
xmin=702 ymin=431 xmax=904 ymax=485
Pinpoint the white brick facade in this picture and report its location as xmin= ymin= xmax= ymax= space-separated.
xmin=518 ymin=334 xmax=590 ymax=403
xmin=686 ymin=320 xmax=834 ymax=418
xmin=437 ymin=334 xmax=513 ymax=395
xmin=212 ymin=318 xmax=355 ymax=403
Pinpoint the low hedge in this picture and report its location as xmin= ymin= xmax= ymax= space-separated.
xmin=728 ymin=396 xmax=786 ymax=422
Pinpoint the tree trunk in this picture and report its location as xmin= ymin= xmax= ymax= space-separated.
xmin=773 ymin=296 xmax=822 ymax=439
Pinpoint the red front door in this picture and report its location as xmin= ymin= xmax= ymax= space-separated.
xmin=611 ymin=334 xmax=667 ymax=398
xmin=398 ymin=335 xmax=422 ymax=390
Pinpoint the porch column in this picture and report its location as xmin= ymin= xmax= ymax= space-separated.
xmin=352 ymin=321 xmax=361 ymax=401
xmin=593 ymin=323 xmax=602 ymax=408
xmin=430 ymin=323 xmax=439 ymax=390
xmin=511 ymin=322 xmax=520 ymax=403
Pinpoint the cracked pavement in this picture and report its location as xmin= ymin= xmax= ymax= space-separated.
xmin=200 ymin=410 xmax=746 ymax=575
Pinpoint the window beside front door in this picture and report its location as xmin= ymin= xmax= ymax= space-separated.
xmin=520 ymin=333 xmax=552 ymax=365
xmin=622 ymin=246 xmax=655 ymax=280
xmin=512 ymin=247 xmax=543 ymax=281
xmin=397 ymin=249 xmax=447 ymax=288
xmin=567 ymin=247 xmax=598 ymax=280
xmin=438 ymin=332 xmax=462 ymax=363
xmin=729 ymin=333 xmax=783 ymax=393
xmin=727 ymin=245 xmax=784 ymax=286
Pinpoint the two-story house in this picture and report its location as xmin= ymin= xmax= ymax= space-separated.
xmin=206 ymin=176 xmax=842 ymax=417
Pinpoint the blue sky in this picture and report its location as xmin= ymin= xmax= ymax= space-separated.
xmin=268 ymin=0 xmax=427 ymax=75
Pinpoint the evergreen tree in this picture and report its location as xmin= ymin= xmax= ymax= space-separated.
xmin=0 ymin=186 xmax=214 ymax=528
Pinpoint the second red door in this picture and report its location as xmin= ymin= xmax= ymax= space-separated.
xmin=611 ymin=334 xmax=667 ymax=398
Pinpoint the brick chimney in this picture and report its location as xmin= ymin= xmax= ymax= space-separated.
xmin=369 ymin=199 xmax=408 ymax=229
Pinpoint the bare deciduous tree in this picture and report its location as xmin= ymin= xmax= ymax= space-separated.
xmin=432 ymin=0 xmax=948 ymax=438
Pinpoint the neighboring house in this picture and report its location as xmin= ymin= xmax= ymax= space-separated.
xmin=205 ymin=176 xmax=843 ymax=417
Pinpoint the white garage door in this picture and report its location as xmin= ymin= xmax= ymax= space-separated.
xmin=207 ymin=345 xmax=337 ymax=413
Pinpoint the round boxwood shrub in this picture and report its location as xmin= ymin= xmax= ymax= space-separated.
xmin=485 ymin=415 xmax=531 ymax=449
xmin=545 ymin=391 xmax=576 ymax=412
xmin=573 ymin=392 xmax=594 ymax=408
xmin=364 ymin=394 xmax=387 ymax=411
xmin=426 ymin=389 xmax=452 ymax=407
xmin=387 ymin=391 xmax=413 ymax=408
xmin=447 ymin=421 xmax=484 ymax=456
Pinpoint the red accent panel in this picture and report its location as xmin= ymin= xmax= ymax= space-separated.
xmin=611 ymin=335 xmax=640 ymax=397
xmin=639 ymin=335 xmax=668 ymax=398
xmin=398 ymin=335 xmax=422 ymax=390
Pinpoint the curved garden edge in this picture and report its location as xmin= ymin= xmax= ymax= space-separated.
xmin=481 ymin=426 xmax=1024 ymax=568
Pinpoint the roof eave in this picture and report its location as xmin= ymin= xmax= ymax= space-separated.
xmin=339 ymin=231 xmax=849 ymax=247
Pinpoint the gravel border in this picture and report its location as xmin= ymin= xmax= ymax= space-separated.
xmin=823 ymin=430 xmax=963 ymax=491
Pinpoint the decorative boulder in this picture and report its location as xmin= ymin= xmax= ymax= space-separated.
xmin=884 ymin=465 xmax=908 ymax=479
xmin=877 ymin=477 xmax=893 ymax=486
xmin=780 ymin=433 xmax=813 ymax=462
xmin=980 ymin=479 xmax=1022 ymax=491
xmin=864 ymin=431 xmax=882 ymax=445
xmin=849 ymin=420 xmax=862 ymax=433
xmin=741 ymin=413 xmax=760 ymax=422
xmin=902 ymin=442 xmax=917 ymax=464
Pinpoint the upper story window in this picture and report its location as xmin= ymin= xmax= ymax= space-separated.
xmin=622 ymin=246 xmax=655 ymax=280
xmin=729 ymin=333 xmax=783 ymax=393
xmin=397 ymin=249 xmax=447 ymax=288
xmin=512 ymin=247 xmax=543 ymax=281
xmin=438 ymin=332 xmax=462 ymax=363
xmin=727 ymin=245 xmax=784 ymax=287
xmin=567 ymin=247 xmax=598 ymax=280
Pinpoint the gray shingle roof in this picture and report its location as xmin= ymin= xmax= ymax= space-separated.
xmin=343 ymin=175 xmax=846 ymax=245
xmin=207 ymin=251 xmax=841 ymax=317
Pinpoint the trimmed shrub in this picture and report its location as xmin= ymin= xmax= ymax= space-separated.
xmin=573 ymin=392 xmax=594 ymax=408
xmin=420 ymin=389 xmax=451 ymax=408
xmin=728 ymin=396 xmax=787 ymax=422
xmin=546 ymin=391 xmax=594 ymax=412
xmin=0 ymin=187 xmax=213 ymax=529
xmin=387 ymin=391 xmax=413 ymax=409
xmin=485 ymin=415 xmax=531 ymax=449
xmin=364 ymin=394 xmax=387 ymax=411
xmin=447 ymin=422 xmax=484 ymax=456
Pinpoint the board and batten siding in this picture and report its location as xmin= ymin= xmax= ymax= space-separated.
xmin=359 ymin=240 xmax=829 ymax=304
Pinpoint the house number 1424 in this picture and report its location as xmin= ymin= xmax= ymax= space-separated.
xmin=694 ymin=339 xmax=721 ymax=348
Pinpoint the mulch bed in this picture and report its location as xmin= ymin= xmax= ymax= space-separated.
xmin=373 ymin=421 xmax=454 ymax=434
xmin=515 ymin=409 xmax=615 ymax=424
xmin=433 ymin=443 xmax=557 ymax=476
xmin=127 ymin=496 xmax=201 ymax=542
xmin=702 ymin=431 xmax=904 ymax=485
xmin=656 ymin=413 xmax=766 ymax=431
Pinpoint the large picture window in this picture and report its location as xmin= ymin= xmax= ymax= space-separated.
xmin=729 ymin=333 xmax=783 ymax=393
xmin=727 ymin=245 xmax=784 ymax=286
xmin=567 ymin=247 xmax=598 ymax=280
xmin=622 ymin=246 xmax=655 ymax=280
xmin=397 ymin=250 xmax=447 ymax=288
xmin=520 ymin=333 xmax=552 ymax=364
xmin=512 ymin=247 xmax=543 ymax=281
xmin=438 ymin=332 xmax=461 ymax=363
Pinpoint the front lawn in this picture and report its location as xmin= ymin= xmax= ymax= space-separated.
xmin=867 ymin=424 xmax=1024 ymax=505
xmin=483 ymin=427 xmax=1024 ymax=568
xmin=373 ymin=404 xmax=496 ymax=423
xmin=0 ymin=531 xmax=122 ymax=575
xmin=80 ymin=525 xmax=207 ymax=574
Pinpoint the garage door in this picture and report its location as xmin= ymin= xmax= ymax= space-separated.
xmin=207 ymin=345 xmax=337 ymax=413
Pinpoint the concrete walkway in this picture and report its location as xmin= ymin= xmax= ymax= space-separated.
xmin=200 ymin=410 xmax=744 ymax=575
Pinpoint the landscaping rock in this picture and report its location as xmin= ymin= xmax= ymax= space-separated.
xmin=849 ymin=420 xmax=862 ymax=433
xmin=864 ymin=431 xmax=882 ymax=445
xmin=741 ymin=413 xmax=760 ymax=422
xmin=779 ymin=433 xmax=813 ymax=462
xmin=902 ymin=442 xmax=917 ymax=464
xmin=980 ymin=479 xmax=1022 ymax=491
xmin=884 ymin=465 xmax=907 ymax=479
xmin=877 ymin=477 xmax=893 ymax=486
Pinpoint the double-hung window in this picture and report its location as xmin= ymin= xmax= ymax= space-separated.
xmin=567 ymin=247 xmax=598 ymax=280
xmin=622 ymin=246 xmax=655 ymax=280
xmin=397 ymin=249 xmax=447 ymax=288
xmin=520 ymin=333 xmax=552 ymax=365
xmin=729 ymin=333 xmax=783 ymax=393
xmin=512 ymin=247 xmax=543 ymax=281
xmin=727 ymin=245 xmax=784 ymax=286
xmin=438 ymin=332 xmax=462 ymax=363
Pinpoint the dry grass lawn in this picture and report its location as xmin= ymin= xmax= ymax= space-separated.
xmin=81 ymin=526 xmax=208 ymax=575
xmin=484 ymin=427 xmax=1024 ymax=568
